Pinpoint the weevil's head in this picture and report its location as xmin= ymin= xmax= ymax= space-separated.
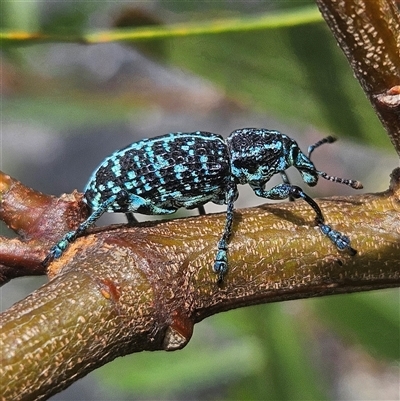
xmin=227 ymin=128 xmax=362 ymax=190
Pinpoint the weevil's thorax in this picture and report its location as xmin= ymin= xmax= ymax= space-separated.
xmin=227 ymin=128 xmax=297 ymax=186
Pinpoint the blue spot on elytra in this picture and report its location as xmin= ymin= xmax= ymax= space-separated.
xmin=127 ymin=171 xmax=136 ymax=180
xmin=174 ymin=164 xmax=187 ymax=173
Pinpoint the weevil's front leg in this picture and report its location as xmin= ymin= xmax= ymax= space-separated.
xmin=253 ymin=183 xmax=356 ymax=255
xmin=42 ymin=195 xmax=118 ymax=266
xmin=213 ymin=181 xmax=238 ymax=285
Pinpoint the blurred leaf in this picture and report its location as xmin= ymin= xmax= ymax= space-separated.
xmin=97 ymin=331 xmax=264 ymax=398
xmin=314 ymin=289 xmax=400 ymax=361
xmin=3 ymin=95 xmax=142 ymax=130
xmin=112 ymin=7 xmax=167 ymax=60
xmin=1 ymin=0 xmax=40 ymax=31
xmin=167 ymin=23 xmax=389 ymax=149
xmin=1 ymin=4 xmax=390 ymax=149
xmin=224 ymin=304 xmax=329 ymax=400
xmin=40 ymin=3 xmax=102 ymax=35
xmin=0 ymin=6 xmax=321 ymax=44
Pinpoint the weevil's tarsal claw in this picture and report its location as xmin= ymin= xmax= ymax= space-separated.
xmin=318 ymin=222 xmax=357 ymax=255
xmin=42 ymin=231 xmax=77 ymax=267
xmin=42 ymin=247 xmax=60 ymax=268
xmin=213 ymin=249 xmax=228 ymax=285
xmin=42 ymin=254 xmax=53 ymax=268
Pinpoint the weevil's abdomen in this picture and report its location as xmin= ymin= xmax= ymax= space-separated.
xmin=84 ymin=132 xmax=231 ymax=214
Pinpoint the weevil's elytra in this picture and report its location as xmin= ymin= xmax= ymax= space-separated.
xmin=43 ymin=128 xmax=363 ymax=284
xmin=84 ymin=132 xmax=231 ymax=215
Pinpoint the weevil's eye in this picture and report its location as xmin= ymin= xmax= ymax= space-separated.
xmin=300 ymin=169 xmax=318 ymax=186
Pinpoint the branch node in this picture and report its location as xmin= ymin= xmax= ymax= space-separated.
xmin=375 ymin=86 xmax=400 ymax=109
xmin=162 ymin=310 xmax=194 ymax=351
xmin=390 ymin=167 xmax=400 ymax=200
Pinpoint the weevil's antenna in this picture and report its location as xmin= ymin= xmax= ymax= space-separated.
xmin=318 ymin=171 xmax=363 ymax=189
xmin=308 ymin=136 xmax=336 ymax=158
xmin=308 ymin=136 xmax=363 ymax=190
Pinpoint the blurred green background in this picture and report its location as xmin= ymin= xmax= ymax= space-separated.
xmin=1 ymin=1 xmax=399 ymax=400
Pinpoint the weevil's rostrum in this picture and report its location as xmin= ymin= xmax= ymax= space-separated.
xmin=43 ymin=128 xmax=363 ymax=284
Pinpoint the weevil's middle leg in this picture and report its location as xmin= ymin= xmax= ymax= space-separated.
xmin=213 ymin=181 xmax=238 ymax=285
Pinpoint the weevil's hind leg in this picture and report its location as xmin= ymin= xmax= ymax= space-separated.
xmin=42 ymin=195 xmax=118 ymax=267
xmin=252 ymin=183 xmax=357 ymax=255
xmin=125 ymin=212 xmax=138 ymax=225
xmin=197 ymin=205 xmax=206 ymax=216
xmin=280 ymin=172 xmax=295 ymax=202
xmin=213 ymin=181 xmax=238 ymax=285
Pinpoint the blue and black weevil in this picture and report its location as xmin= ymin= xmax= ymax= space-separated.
xmin=43 ymin=128 xmax=362 ymax=283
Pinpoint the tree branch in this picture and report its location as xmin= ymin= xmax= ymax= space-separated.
xmin=316 ymin=0 xmax=400 ymax=154
xmin=1 ymin=167 xmax=400 ymax=399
